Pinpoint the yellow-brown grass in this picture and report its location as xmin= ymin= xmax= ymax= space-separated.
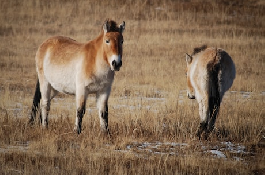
xmin=0 ymin=0 xmax=264 ymax=174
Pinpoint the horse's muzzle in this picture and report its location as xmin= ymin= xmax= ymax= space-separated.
xmin=112 ymin=60 xmax=122 ymax=71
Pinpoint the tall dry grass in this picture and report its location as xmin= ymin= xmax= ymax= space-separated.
xmin=0 ymin=0 xmax=264 ymax=174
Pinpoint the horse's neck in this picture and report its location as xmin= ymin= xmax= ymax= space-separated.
xmin=92 ymin=31 xmax=104 ymax=45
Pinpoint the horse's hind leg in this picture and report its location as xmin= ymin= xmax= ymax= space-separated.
xmin=196 ymin=122 xmax=208 ymax=139
xmin=39 ymin=79 xmax=52 ymax=128
xmin=29 ymin=79 xmax=41 ymax=125
xmin=208 ymin=96 xmax=220 ymax=134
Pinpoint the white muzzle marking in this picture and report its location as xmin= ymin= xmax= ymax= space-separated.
xmin=110 ymin=55 xmax=122 ymax=71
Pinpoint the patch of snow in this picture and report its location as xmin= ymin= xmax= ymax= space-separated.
xmin=208 ymin=150 xmax=226 ymax=158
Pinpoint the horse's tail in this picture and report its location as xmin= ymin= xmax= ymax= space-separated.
xmin=29 ymin=79 xmax=42 ymax=124
xmin=207 ymin=49 xmax=221 ymax=133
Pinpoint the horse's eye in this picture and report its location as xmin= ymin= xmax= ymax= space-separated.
xmin=121 ymin=40 xmax=124 ymax=44
xmin=106 ymin=40 xmax=110 ymax=44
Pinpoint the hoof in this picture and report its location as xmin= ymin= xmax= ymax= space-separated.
xmin=28 ymin=118 xmax=34 ymax=125
xmin=100 ymin=127 xmax=111 ymax=139
xmin=41 ymin=120 xmax=48 ymax=129
xmin=74 ymin=125 xmax=82 ymax=134
xmin=77 ymin=127 xmax=81 ymax=134
xmin=196 ymin=128 xmax=203 ymax=140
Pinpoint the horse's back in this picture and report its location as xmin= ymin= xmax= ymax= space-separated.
xmin=36 ymin=36 xmax=83 ymax=65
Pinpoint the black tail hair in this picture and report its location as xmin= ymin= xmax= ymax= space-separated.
xmin=29 ymin=79 xmax=42 ymax=124
xmin=208 ymin=63 xmax=221 ymax=133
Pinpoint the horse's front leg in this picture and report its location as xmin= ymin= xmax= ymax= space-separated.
xmin=75 ymin=88 xmax=87 ymax=134
xmin=97 ymin=90 xmax=110 ymax=134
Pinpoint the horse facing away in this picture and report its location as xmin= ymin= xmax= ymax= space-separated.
xmin=29 ymin=19 xmax=125 ymax=134
xmin=185 ymin=45 xmax=236 ymax=139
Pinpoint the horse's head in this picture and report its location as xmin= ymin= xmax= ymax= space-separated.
xmin=185 ymin=53 xmax=195 ymax=99
xmin=102 ymin=20 xmax=125 ymax=71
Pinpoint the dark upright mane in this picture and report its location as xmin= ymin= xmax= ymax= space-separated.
xmin=104 ymin=19 xmax=120 ymax=32
xmin=192 ymin=45 xmax=207 ymax=56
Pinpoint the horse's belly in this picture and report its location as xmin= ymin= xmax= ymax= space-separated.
xmin=44 ymin=66 xmax=76 ymax=95
xmin=51 ymin=81 xmax=76 ymax=95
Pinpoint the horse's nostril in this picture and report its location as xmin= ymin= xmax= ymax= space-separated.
xmin=112 ymin=60 xmax=116 ymax=66
xmin=188 ymin=94 xmax=195 ymax=99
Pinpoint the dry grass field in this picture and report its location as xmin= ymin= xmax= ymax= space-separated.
xmin=0 ymin=0 xmax=264 ymax=174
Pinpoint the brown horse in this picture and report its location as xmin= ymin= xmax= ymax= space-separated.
xmin=185 ymin=45 xmax=236 ymax=139
xmin=29 ymin=19 xmax=125 ymax=134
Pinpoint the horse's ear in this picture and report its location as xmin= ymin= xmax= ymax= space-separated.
xmin=103 ymin=20 xmax=109 ymax=33
xmin=186 ymin=53 xmax=192 ymax=64
xmin=119 ymin=21 xmax=125 ymax=33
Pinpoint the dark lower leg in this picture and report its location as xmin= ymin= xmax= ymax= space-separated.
xmin=41 ymin=103 xmax=50 ymax=128
xmin=100 ymin=105 xmax=109 ymax=133
xmin=208 ymin=96 xmax=220 ymax=133
xmin=196 ymin=121 xmax=208 ymax=139
xmin=208 ymin=106 xmax=219 ymax=133
xmin=77 ymin=106 xmax=85 ymax=134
